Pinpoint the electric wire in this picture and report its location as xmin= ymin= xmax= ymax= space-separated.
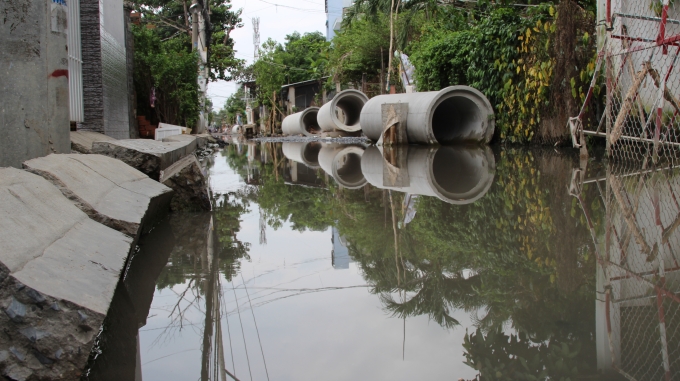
xmin=240 ymin=272 xmax=271 ymax=381
xmin=230 ymin=279 xmax=254 ymax=381
xmin=220 ymin=281 xmax=237 ymax=378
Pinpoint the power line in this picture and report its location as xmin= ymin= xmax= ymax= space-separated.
xmin=240 ymin=272 xmax=271 ymax=381
xmin=254 ymin=0 xmax=325 ymax=13
xmin=230 ymin=279 xmax=253 ymax=381
xmin=220 ymin=286 xmax=237 ymax=378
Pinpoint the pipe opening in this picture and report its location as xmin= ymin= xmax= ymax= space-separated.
xmin=335 ymin=96 xmax=364 ymax=128
xmin=335 ymin=152 xmax=364 ymax=185
xmin=432 ymin=148 xmax=485 ymax=195
xmin=302 ymin=110 xmax=321 ymax=134
xmin=432 ymin=96 xmax=481 ymax=144
xmin=302 ymin=142 xmax=322 ymax=165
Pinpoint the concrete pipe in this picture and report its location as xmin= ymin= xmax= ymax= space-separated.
xmin=317 ymin=89 xmax=369 ymax=133
xmin=231 ymin=125 xmax=242 ymax=135
xmin=318 ymin=143 xmax=367 ymax=189
xmin=360 ymin=85 xmax=495 ymax=144
xmin=282 ymin=142 xmax=322 ymax=169
xmin=361 ymin=145 xmax=495 ymax=204
xmin=282 ymin=107 xmax=321 ymax=136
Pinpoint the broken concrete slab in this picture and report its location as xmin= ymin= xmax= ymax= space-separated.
xmin=91 ymin=139 xmax=193 ymax=180
xmin=23 ymin=154 xmax=174 ymax=240
xmin=159 ymin=154 xmax=211 ymax=212
xmin=162 ymin=134 xmax=197 ymax=152
xmin=70 ymin=131 xmax=117 ymax=154
xmin=195 ymin=134 xmax=217 ymax=148
xmin=0 ymin=168 xmax=133 ymax=380
xmin=163 ymin=134 xmax=216 ymax=150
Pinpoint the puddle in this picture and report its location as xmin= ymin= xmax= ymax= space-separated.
xmin=86 ymin=142 xmax=680 ymax=381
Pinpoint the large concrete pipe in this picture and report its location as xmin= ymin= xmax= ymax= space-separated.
xmin=318 ymin=143 xmax=367 ymax=189
xmin=360 ymin=86 xmax=495 ymax=144
xmin=361 ymin=145 xmax=495 ymax=204
xmin=231 ymin=125 xmax=242 ymax=135
xmin=317 ymin=90 xmax=369 ymax=133
xmin=282 ymin=142 xmax=322 ymax=169
xmin=282 ymin=107 xmax=321 ymax=136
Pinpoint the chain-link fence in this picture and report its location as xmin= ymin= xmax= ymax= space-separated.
xmin=572 ymin=0 xmax=680 ymax=165
xmin=571 ymin=160 xmax=680 ymax=380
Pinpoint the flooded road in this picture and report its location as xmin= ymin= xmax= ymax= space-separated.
xmin=91 ymin=141 xmax=680 ymax=381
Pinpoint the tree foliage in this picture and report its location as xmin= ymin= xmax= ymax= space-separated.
xmin=130 ymin=0 xmax=243 ymax=125
xmin=251 ymin=32 xmax=330 ymax=106
xmin=327 ymin=15 xmax=391 ymax=86
xmin=133 ymin=26 xmax=200 ymax=127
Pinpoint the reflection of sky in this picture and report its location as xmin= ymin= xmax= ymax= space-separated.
xmin=140 ymin=153 xmax=479 ymax=381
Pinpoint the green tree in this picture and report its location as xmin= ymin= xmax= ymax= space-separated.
xmin=252 ymin=32 xmax=330 ymax=107
xmin=130 ymin=0 xmax=243 ymax=125
xmin=328 ymin=15 xmax=390 ymax=87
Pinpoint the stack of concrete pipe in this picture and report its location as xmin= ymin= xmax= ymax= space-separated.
xmin=361 ymin=145 xmax=496 ymax=204
xmin=317 ymin=89 xmax=369 ymax=134
xmin=281 ymin=85 xmax=494 ymax=145
xmin=282 ymin=107 xmax=321 ymax=136
xmin=360 ymin=85 xmax=495 ymax=144
xmin=281 ymin=89 xmax=370 ymax=136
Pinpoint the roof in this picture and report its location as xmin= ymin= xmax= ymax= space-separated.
xmin=281 ymin=77 xmax=330 ymax=89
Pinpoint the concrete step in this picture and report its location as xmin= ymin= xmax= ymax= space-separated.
xmin=70 ymin=131 xmax=117 ymax=154
xmin=23 ymin=154 xmax=174 ymax=241
xmin=91 ymin=139 xmax=194 ymax=180
xmin=0 ymin=168 xmax=133 ymax=380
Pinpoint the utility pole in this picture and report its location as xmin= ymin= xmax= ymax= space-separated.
xmin=252 ymin=17 xmax=260 ymax=61
xmin=191 ymin=1 xmax=209 ymax=134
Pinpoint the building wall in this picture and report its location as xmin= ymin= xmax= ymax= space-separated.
xmin=326 ymin=0 xmax=344 ymax=41
xmin=0 ymin=0 xmax=71 ymax=168
xmin=80 ymin=0 xmax=131 ymax=139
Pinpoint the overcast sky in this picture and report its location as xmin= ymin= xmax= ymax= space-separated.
xmin=207 ymin=0 xmax=328 ymax=110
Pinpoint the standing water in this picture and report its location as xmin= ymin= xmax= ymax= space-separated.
xmin=86 ymin=140 xmax=680 ymax=381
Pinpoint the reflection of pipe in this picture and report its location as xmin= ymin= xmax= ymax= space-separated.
xmin=317 ymin=89 xmax=369 ymax=133
xmin=360 ymin=86 xmax=495 ymax=144
xmin=282 ymin=107 xmax=320 ymax=136
xmin=318 ymin=143 xmax=367 ymax=189
xmin=361 ymin=145 xmax=495 ymax=204
xmin=282 ymin=142 xmax=322 ymax=169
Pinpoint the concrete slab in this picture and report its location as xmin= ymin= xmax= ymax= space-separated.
xmin=194 ymin=134 xmax=217 ymax=148
xmin=0 ymin=168 xmax=133 ymax=379
xmin=70 ymin=131 xmax=117 ymax=154
xmin=91 ymin=139 xmax=193 ymax=180
xmin=23 ymin=154 xmax=174 ymax=240
xmin=162 ymin=134 xmax=197 ymax=152
xmin=160 ymin=154 xmax=211 ymax=212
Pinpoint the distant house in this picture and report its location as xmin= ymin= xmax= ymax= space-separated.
xmin=281 ymin=78 xmax=329 ymax=115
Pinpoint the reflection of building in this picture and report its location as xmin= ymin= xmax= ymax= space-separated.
xmin=332 ymin=227 xmax=352 ymax=269
xmin=284 ymin=161 xmax=326 ymax=188
xmin=282 ymin=142 xmax=326 ymax=188
xmin=281 ymin=78 xmax=328 ymax=115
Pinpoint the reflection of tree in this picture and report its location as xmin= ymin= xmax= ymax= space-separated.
xmin=227 ymin=143 xmax=606 ymax=379
xmin=229 ymin=142 xmax=335 ymax=231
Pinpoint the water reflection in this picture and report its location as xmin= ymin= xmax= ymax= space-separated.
xmin=570 ymin=162 xmax=680 ymax=380
xmin=89 ymin=142 xmax=680 ymax=381
xmin=318 ymin=143 xmax=368 ymax=189
xmin=361 ymin=145 xmax=496 ymax=204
